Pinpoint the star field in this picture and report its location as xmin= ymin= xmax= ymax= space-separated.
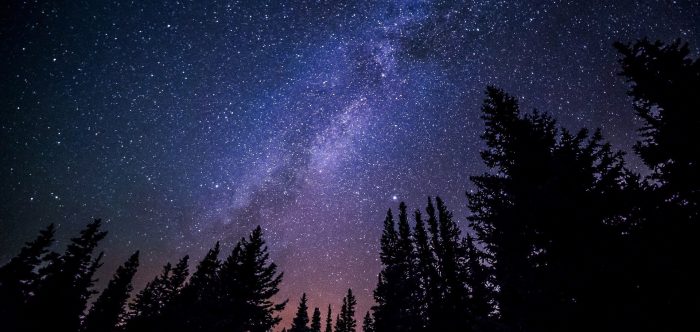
xmin=2 ymin=0 xmax=699 ymax=327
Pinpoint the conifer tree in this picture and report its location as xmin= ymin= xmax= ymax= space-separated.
xmin=379 ymin=209 xmax=397 ymax=265
xmin=82 ymin=251 xmax=140 ymax=332
xmin=396 ymin=203 xmax=413 ymax=267
xmin=433 ymin=197 xmax=470 ymax=331
xmin=362 ymin=311 xmax=374 ymax=332
xmin=468 ymin=87 xmax=633 ymax=331
xmin=422 ymin=197 xmax=443 ymax=328
xmin=127 ymin=255 xmax=189 ymax=331
xmin=26 ymin=219 xmax=107 ymax=332
xmin=216 ymin=226 xmax=286 ymax=331
xmin=463 ymin=235 xmax=493 ymax=328
xmin=290 ymin=293 xmax=310 ymax=332
xmin=325 ymin=305 xmax=333 ymax=332
xmin=411 ymin=209 xmax=436 ymax=330
xmin=311 ymin=307 xmax=322 ymax=332
xmin=0 ymin=224 xmax=55 ymax=331
xmin=424 ymin=198 xmax=441 ymax=268
xmin=614 ymin=38 xmax=700 ymax=331
xmin=344 ymin=289 xmax=357 ymax=332
xmin=186 ymin=242 xmax=221 ymax=296
xmin=335 ymin=289 xmax=357 ymax=332
xmin=165 ymin=243 xmax=220 ymax=331
xmin=373 ymin=205 xmax=421 ymax=332
xmin=167 ymin=255 xmax=190 ymax=299
xmin=614 ymin=39 xmax=700 ymax=212
xmin=468 ymin=87 xmax=556 ymax=331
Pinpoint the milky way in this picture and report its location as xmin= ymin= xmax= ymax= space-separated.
xmin=2 ymin=0 xmax=699 ymax=327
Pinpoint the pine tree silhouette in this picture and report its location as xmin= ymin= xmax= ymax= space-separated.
xmin=311 ymin=307 xmax=322 ymax=332
xmin=614 ymin=39 xmax=700 ymax=212
xmin=165 ymin=243 xmax=220 ymax=331
xmin=82 ymin=251 xmax=140 ymax=332
xmin=335 ymin=289 xmax=357 ymax=332
xmin=0 ymin=224 xmax=55 ymax=332
xmin=362 ymin=311 xmax=374 ymax=332
xmin=290 ymin=293 xmax=310 ymax=332
xmin=462 ymin=234 xmax=494 ymax=330
xmin=423 ymin=197 xmax=444 ymax=329
xmin=215 ymin=226 xmax=286 ymax=332
xmin=411 ymin=209 xmax=436 ymax=330
xmin=614 ymin=38 xmax=700 ymax=331
xmin=325 ymin=305 xmax=333 ymax=332
xmin=25 ymin=219 xmax=107 ymax=332
xmin=468 ymin=87 xmax=635 ymax=331
xmin=433 ymin=197 xmax=470 ymax=331
xmin=373 ymin=204 xmax=423 ymax=332
xmin=126 ymin=255 xmax=189 ymax=332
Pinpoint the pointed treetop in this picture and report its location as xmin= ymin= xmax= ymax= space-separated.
xmin=311 ymin=306 xmax=322 ymax=332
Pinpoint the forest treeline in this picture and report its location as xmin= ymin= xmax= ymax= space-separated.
xmin=1 ymin=39 xmax=698 ymax=332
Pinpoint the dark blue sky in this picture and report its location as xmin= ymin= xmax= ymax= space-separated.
xmin=2 ymin=0 xmax=699 ymax=326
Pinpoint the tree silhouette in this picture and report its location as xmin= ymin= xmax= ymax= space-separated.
xmin=25 ymin=219 xmax=107 ymax=332
xmin=0 ymin=224 xmax=55 ymax=331
xmin=215 ymin=226 xmax=286 ymax=332
xmin=614 ymin=39 xmax=700 ymax=211
xmin=290 ymin=293 xmax=310 ymax=332
xmin=82 ymin=251 xmax=140 ymax=332
xmin=373 ymin=205 xmax=422 ymax=332
xmin=126 ymin=255 xmax=189 ymax=332
xmin=614 ymin=38 xmax=700 ymax=331
xmin=374 ymin=198 xmax=492 ymax=331
xmin=362 ymin=311 xmax=374 ymax=332
xmin=411 ymin=208 xmax=436 ymax=330
xmin=165 ymin=242 xmax=221 ymax=331
xmin=311 ymin=307 xmax=322 ymax=332
xmin=468 ymin=86 xmax=637 ymax=331
xmin=462 ymin=234 xmax=493 ymax=329
xmin=325 ymin=305 xmax=333 ymax=332
xmin=423 ymin=197 xmax=444 ymax=329
xmin=433 ymin=197 xmax=471 ymax=331
xmin=335 ymin=289 xmax=357 ymax=332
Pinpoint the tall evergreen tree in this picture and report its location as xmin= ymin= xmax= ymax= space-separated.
xmin=167 ymin=255 xmax=190 ymax=300
xmin=422 ymin=197 xmax=444 ymax=329
xmin=325 ymin=305 xmax=333 ymax=332
xmin=468 ymin=87 xmax=633 ymax=331
xmin=311 ymin=307 xmax=322 ymax=332
xmin=614 ymin=39 xmax=700 ymax=212
xmin=362 ymin=311 xmax=374 ymax=332
xmin=290 ymin=293 xmax=310 ymax=332
xmin=463 ymin=235 xmax=494 ymax=329
xmin=373 ymin=205 xmax=421 ymax=332
xmin=165 ymin=243 xmax=220 ymax=331
xmin=614 ymin=38 xmax=700 ymax=330
xmin=82 ymin=251 xmax=140 ymax=332
xmin=0 ymin=224 xmax=55 ymax=332
xmin=335 ymin=289 xmax=357 ymax=332
xmin=216 ymin=226 xmax=286 ymax=332
xmin=433 ymin=197 xmax=470 ymax=331
xmin=126 ymin=255 xmax=189 ymax=332
xmin=411 ymin=209 xmax=435 ymax=329
xmin=25 ymin=219 xmax=107 ymax=332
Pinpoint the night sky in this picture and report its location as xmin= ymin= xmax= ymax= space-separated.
xmin=2 ymin=0 xmax=699 ymax=327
